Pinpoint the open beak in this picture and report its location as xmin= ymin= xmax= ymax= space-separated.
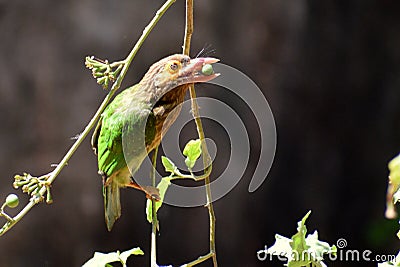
xmin=179 ymin=57 xmax=220 ymax=84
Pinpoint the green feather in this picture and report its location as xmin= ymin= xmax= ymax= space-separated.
xmin=104 ymin=180 xmax=121 ymax=231
xmin=92 ymin=84 xmax=158 ymax=230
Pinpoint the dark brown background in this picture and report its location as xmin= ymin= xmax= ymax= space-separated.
xmin=0 ymin=1 xmax=400 ymax=266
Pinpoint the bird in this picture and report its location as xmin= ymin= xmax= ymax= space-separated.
xmin=91 ymin=54 xmax=219 ymax=231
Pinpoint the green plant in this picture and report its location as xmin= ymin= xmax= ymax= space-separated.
xmin=380 ymin=154 xmax=400 ymax=266
xmin=83 ymin=248 xmax=144 ymax=267
xmin=264 ymin=211 xmax=336 ymax=267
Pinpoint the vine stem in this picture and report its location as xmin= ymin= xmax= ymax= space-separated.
xmin=182 ymin=0 xmax=193 ymax=55
xmin=0 ymin=0 xmax=177 ymax=237
xmin=182 ymin=252 xmax=214 ymax=267
xmin=182 ymin=0 xmax=218 ymax=266
xmin=150 ymin=147 xmax=158 ymax=267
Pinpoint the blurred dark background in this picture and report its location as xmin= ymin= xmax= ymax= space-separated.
xmin=1 ymin=0 xmax=400 ymax=266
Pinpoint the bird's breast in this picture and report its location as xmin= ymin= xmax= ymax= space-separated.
xmin=145 ymin=85 xmax=188 ymax=151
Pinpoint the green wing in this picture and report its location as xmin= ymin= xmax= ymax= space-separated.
xmin=91 ymin=85 xmax=160 ymax=231
xmin=92 ymin=89 xmax=132 ymax=177
xmin=91 ymin=85 xmax=157 ymax=178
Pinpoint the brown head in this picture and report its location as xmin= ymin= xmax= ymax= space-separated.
xmin=139 ymin=54 xmax=219 ymax=151
xmin=138 ymin=54 xmax=219 ymax=104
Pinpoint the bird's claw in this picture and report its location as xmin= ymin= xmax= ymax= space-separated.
xmin=142 ymin=186 xmax=161 ymax=201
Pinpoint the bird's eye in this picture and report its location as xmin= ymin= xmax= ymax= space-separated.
xmin=168 ymin=61 xmax=180 ymax=72
xmin=181 ymin=57 xmax=190 ymax=65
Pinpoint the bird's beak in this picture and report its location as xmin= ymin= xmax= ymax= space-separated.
xmin=179 ymin=57 xmax=220 ymax=84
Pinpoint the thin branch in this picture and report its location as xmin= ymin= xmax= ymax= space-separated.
xmin=182 ymin=0 xmax=193 ymax=56
xmin=0 ymin=0 xmax=177 ymax=237
xmin=181 ymin=252 xmax=214 ymax=267
xmin=182 ymin=0 xmax=218 ymax=266
xmin=150 ymin=147 xmax=159 ymax=267
xmin=188 ymin=84 xmax=217 ymax=266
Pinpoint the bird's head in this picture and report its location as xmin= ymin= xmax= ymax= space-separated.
xmin=139 ymin=54 xmax=219 ymax=101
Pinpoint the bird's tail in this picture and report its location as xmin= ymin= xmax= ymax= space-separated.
xmin=103 ymin=181 xmax=121 ymax=231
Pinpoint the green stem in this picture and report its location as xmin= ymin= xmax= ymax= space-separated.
xmin=182 ymin=0 xmax=217 ymax=266
xmin=182 ymin=0 xmax=193 ymax=56
xmin=150 ymin=147 xmax=159 ymax=267
xmin=168 ymin=164 xmax=212 ymax=181
xmin=181 ymin=252 xmax=214 ymax=267
xmin=0 ymin=0 xmax=177 ymax=237
xmin=188 ymin=85 xmax=217 ymax=266
xmin=0 ymin=203 xmax=14 ymax=222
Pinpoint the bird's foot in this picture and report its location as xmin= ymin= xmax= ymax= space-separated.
xmin=142 ymin=186 xmax=161 ymax=201
xmin=126 ymin=181 xmax=160 ymax=201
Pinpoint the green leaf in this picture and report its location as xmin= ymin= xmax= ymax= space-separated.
xmin=183 ymin=139 xmax=202 ymax=169
xmin=286 ymin=210 xmax=312 ymax=267
xmin=267 ymin=234 xmax=292 ymax=256
xmin=266 ymin=211 xmax=336 ymax=267
xmin=386 ymin=154 xmax=400 ymax=218
xmin=305 ymin=231 xmax=337 ymax=261
xmin=162 ymin=156 xmax=177 ymax=174
xmin=290 ymin=210 xmax=311 ymax=253
xmin=82 ymin=247 xmax=143 ymax=267
xmin=82 ymin=251 xmax=119 ymax=267
xmin=120 ymin=247 xmax=144 ymax=265
xmin=389 ymin=154 xmax=400 ymax=185
xmin=388 ymin=154 xmax=400 ymax=204
xmin=146 ymin=177 xmax=172 ymax=223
